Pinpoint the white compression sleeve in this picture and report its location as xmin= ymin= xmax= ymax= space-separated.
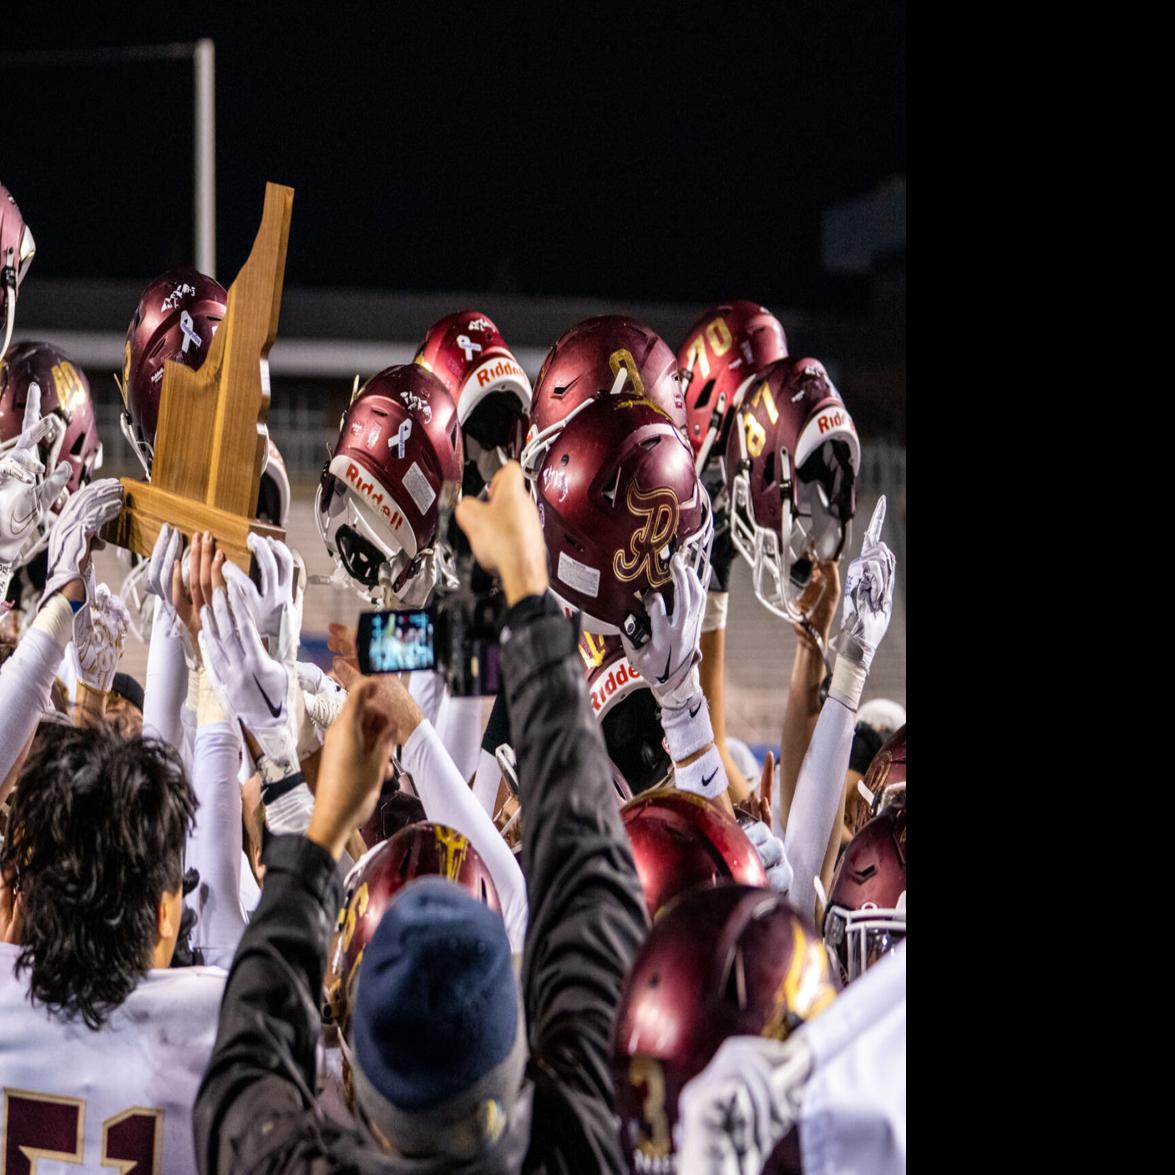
xmin=401 ymin=719 xmax=528 ymax=953
xmin=435 ymin=695 xmax=485 ymax=783
xmin=185 ymin=677 xmax=248 ymax=968
xmin=407 ymin=669 xmax=446 ymax=726
xmin=782 ymin=694 xmax=855 ymax=924
xmin=143 ymin=603 xmax=189 ymax=748
xmin=0 ymin=596 xmax=72 ymax=782
xmin=472 ymin=747 xmax=503 ymax=816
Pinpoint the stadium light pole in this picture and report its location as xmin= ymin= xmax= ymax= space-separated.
xmin=194 ymin=38 xmax=216 ymax=276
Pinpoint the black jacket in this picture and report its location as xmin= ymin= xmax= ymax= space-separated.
xmin=193 ymin=605 xmax=649 ymax=1173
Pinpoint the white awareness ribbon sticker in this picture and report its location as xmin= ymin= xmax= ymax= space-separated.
xmin=179 ymin=310 xmax=203 ymax=354
xmin=456 ymin=333 xmax=482 ymax=362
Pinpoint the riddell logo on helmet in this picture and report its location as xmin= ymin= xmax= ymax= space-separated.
xmin=590 ymin=658 xmax=643 ymax=714
xmin=817 ymin=410 xmax=849 ymax=434
xmin=344 ymin=462 xmax=404 ymax=532
xmin=476 ymin=358 xmax=524 ymax=388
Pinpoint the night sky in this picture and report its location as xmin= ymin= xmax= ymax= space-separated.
xmin=2 ymin=2 xmax=904 ymax=311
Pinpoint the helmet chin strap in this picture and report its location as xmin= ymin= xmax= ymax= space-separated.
xmin=119 ymin=411 xmax=153 ymax=478
xmin=1 ymin=247 xmax=17 ymax=357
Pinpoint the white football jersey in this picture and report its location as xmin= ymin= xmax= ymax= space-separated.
xmin=0 ymin=943 xmax=225 ymax=1174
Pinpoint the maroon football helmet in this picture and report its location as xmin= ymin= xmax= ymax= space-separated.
xmin=0 ymin=341 xmax=103 ymax=512
xmin=535 ymin=396 xmax=712 ymax=635
xmin=677 ymin=301 xmax=788 ymax=472
xmin=316 ymin=365 xmax=464 ymax=606
xmin=613 ymin=884 xmax=838 ymax=1174
xmin=850 ymin=724 xmax=906 ymax=836
xmin=724 ymin=356 xmax=861 ymax=623
xmin=414 ymin=310 xmax=532 ymax=476
xmin=579 ymin=629 xmax=647 ymax=721
xmin=520 ymin=315 xmax=686 ymax=485
xmin=621 ymin=787 xmax=767 ymax=918
xmin=823 ymin=795 xmax=906 ymax=985
xmin=0 ymin=183 xmax=36 ymax=358
xmin=324 ymin=822 xmax=502 ymax=1104
xmin=118 ymin=267 xmax=228 ymax=476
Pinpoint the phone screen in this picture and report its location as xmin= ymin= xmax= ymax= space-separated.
xmin=357 ymin=609 xmax=436 ymax=674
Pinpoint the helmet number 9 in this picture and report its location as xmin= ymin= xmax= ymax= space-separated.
xmin=628 ymin=1055 xmax=671 ymax=1158
xmin=609 ymin=349 xmax=647 ymax=398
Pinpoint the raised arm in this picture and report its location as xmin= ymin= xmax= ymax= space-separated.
xmin=784 ymin=500 xmax=896 ymax=922
xmin=456 ymin=463 xmax=648 ymax=1164
xmin=0 ymin=479 xmax=123 ymax=794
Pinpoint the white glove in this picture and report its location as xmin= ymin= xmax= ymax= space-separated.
xmin=743 ymin=819 xmax=793 ymax=893
xmin=0 ymin=387 xmax=71 ymax=604
xmin=621 ymin=550 xmax=707 ymax=709
xmin=40 ymin=478 xmax=124 ymax=605
xmin=140 ymin=522 xmax=198 ymax=664
xmin=836 ymin=496 xmax=896 ymax=672
xmin=198 ymin=577 xmax=304 ymax=782
xmin=73 ymin=581 xmax=131 ymax=693
xmin=677 ymin=1036 xmax=812 ymax=1175
xmin=222 ymin=533 xmax=301 ymax=663
xmin=829 ymin=497 xmax=896 ymax=712
xmin=297 ymin=660 xmax=346 ymax=735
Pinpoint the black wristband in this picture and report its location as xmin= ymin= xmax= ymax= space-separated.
xmin=261 ymin=770 xmax=306 ymax=807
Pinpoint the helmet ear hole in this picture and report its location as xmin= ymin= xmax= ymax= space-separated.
xmin=723 ymin=946 xmax=748 ymax=1011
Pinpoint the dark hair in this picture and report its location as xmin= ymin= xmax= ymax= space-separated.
xmin=0 ymin=725 xmax=196 ymax=1028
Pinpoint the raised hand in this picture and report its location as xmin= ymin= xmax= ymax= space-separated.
xmin=307 ymin=678 xmax=398 ymax=860
xmin=170 ymin=531 xmax=223 ymax=663
xmin=297 ymin=661 xmax=347 ymax=737
xmin=621 ymin=550 xmax=707 ymax=709
xmin=455 ymin=461 xmax=547 ymax=606
xmin=40 ymin=478 xmax=124 ymax=604
xmin=198 ymin=575 xmax=304 ymax=780
xmin=73 ymin=582 xmax=132 ymax=694
xmin=837 ymin=497 xmax=896 ymax=672
xmin=222 ymin=533 xmax=301 ymax=662
xmin=0 ymin=386 xmax=72 ymax=604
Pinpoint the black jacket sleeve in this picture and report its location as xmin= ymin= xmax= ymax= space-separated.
xmin=193 ymin=834 xmax=374 ymax=1174
xmin=501 ymin=606 xmax=650 ymax=1172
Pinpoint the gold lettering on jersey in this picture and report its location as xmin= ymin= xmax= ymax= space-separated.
xmin=608 ymin=348 xmax=646 ymax=397
xmin=50 ymin=361 xmax=87 ymax=416
xmin=613 ymin=483 xmax=679 ymax=589
xmin=433 ymin=825 xmax=470 ymax=881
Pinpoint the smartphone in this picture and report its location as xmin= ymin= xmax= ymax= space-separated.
xmin=357 ymin=608 xmax=436 ymax=674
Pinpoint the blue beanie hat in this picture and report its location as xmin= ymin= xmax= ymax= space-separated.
xmin=351 ymin=876 xmax=519 ymax=1113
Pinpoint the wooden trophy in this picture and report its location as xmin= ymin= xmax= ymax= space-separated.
xmin=102 ymin=181 xmax=294 ymax=569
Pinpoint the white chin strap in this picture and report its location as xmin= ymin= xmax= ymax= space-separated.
xmin=519 ymin=396 xmax=597 ymax=490
xmin=120 ymin=559 xmax=157 ymax=644
xmin=119 ymin=411 xmax=153 ymax=478
xmin=1 ymin=287 xmax=13 ymax=358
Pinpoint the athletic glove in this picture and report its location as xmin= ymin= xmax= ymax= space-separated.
xmin=829 ymin=496 xmax=897 ymax=711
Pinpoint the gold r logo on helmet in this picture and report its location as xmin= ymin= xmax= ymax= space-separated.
xmin=613 ymin=483 xmax=679 ymax=588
